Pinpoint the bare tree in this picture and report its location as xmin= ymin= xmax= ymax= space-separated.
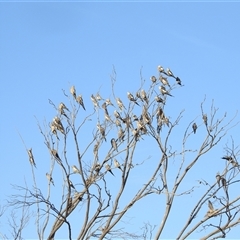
xmin=2 ymin=66 xmax=240 ymax=239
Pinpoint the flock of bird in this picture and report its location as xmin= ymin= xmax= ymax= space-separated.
xmin=26 ymin=65 xmax=237 ymax=216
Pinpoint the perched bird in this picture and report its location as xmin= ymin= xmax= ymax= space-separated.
xmin=72 ymin=165 xmax=81 ymax=174
xmin=76 ymin=95 xmax=86 ymax=110
xmin=216 ymin=173 xmax=221 ymax=187
xmin=70 ymin=86 xmax=76 ymax=99
xmin=159 ymin=75 xmax=170 ymax=87
xmin=166 ymin=68 xmax=175 ymax=77
xmin=105 ymin=163 xmax=114 ymax=176
xmin=97 ymin=124 xmax=106 ymax=141
xmin=53 ymin=117 xmax=65 ymax=134
xmin=115 ymin=119 xmax=122 ymax=128
xmin=155 ymin=96 xmax=165 ymax=103
xmin=116 ymin=97 xmax=126 ymax=110
xmin=118 ymin=128 xmax=125 ymax=141
xmin=222 ymin=156 xmax=233 ymax=161
xmin=102 ymin=102 xmax=108 ymax=115
xmin=150 ymin=76 xmax=157 ymax=83
xmin=50 ymin=122 xmax=59 ymax=140
xmin=159 ymin=86 xmax=173 ymax=97
xmin=203 ymin=114 xmax=208 ymax=126
xmin=114 ymin=110 xmax=122 ymax=119
xmin=111 ymin=138 xmax=118 ymax=152
xmin=94 ymin=162 xmax=101 ymax=173
xmin=205 ymin=200 xmax=218 ymax=217
xmin=114 ymin=159 xmax=123 ymax=171
xmin=91 ymin=94 xmax=99 ymax=108
xmin=192 ymin=123 xmax=197 ymax=134
xmin=59 ymin=102 xmax=69 ymax=112
xmin=127 ymin=92 xmax=139 ymax=106
xmin=93 ymin=141 xmax=100 ymax=157
xmin=141 ymin=89 xmax=148 ymax=103
xmin=68 ymin=179 xmax=76 ymax=190
xmin=176 ymin=76 xmax=182 ymax=85
xmin=157 ymin=65 xmax=164 ymax=72
xmin=28 ymin=148 xmax=36 ymax=168
xmin=46 ymin=173 xmax=54 ymax=186
xmin=105 ymin=113 xmax=112 ymax=122
xmin=96 ymin=93 xmax=102 ymax=101
xmin=105 ymin=99 xmax=114 ymax=106
xmin=51 ymin=149 xmax=61 ymax=162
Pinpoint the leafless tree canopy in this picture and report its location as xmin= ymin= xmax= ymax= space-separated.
xmin=2 ymin=66 xmax=240 ymax=240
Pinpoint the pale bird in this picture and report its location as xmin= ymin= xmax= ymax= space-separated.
xmin=114 ymin=159 xmax=123 ymax=171
xmin=159 ymin=86 xmax=173 ymax=97
xmin=76 ymin=95 xmax=86 ymax=110
xmin=111 ymin=138 xmax=118 ymax=152
xmin=46 ymin=173 xmax=54 ymax=186
xmin=28 ymin=148 xmax=36 ymax=168
xmin=70 ymin=86 xmax=76 ymax=99
xmin=105 ymin=163 xmax=114 ymax=176
xmin=72 ymin=165 xmax=81 ymax=174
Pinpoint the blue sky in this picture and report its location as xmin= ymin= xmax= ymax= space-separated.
xmin=1 ymin=2 xmax=240 ymax=239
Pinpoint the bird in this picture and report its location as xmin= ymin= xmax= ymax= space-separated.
xmin=159 ymin=75 xmax=170 ymax=87
xmin=203 ymin=114 xmax=208 ymax=126
xmin=105 ymin=113 xmax=112 ymax=122
xmin=97 ymin=124 xmax=106 ymax=141
xmin=205 ymin=200 xmax=218 ymax=217
xmin=68 ymin=179 xmax=76 ymax=190
xmin=50 ymin=122 xmax=59 ymax=140
xmin=96 ymin=93 xmax=102 ymax=101
xmin=53 ymin=117 xmax=65 ymax=134
xmin=114 ymin=159 xmax=123 ymax=171
xmin=114 ymin=110 xmax=122 ymax=119
xmin=150 ymin=76 xmax=157 ymax=83
xmin=111 ymin=138 xmax=118 ymax=152
xmin=46 ymin=173 xmax=54 ymax=186
xmin=127 ymin=92 xmax=140 ymax=106
xmin=222 ymin=156 xmax=233 ymax=161
xmin=141 ymin=89 xmax=148 ymax=103
xmin=115 ymin=119 xmax=122 ymax=128
xmin=155 ymin=96 xmax=165 ymax=103
xmin=105 ymin=163 xmax=114 ymax=176
xmin=59 ymin=102 xmax=69 ymax=112
xmin=216 ymin=173 xmax=221 ymax=187
xmin=76 ymin=95 xmax=86 ymax=110
xmin=94 ymin=162 xmax=101 ymax=173
xmin=72 ymin=165 xmax=81 ymax=174
xmin=91 ymin=94 xmax=99 ymax=108
xmin=159 ymin=86 xmax=173 ymax=97
xmin=116 ymin=97 xmax=126 ymax=110
xmin=28 ymin=148 xmax=36 ymax=168
xmin=70 ymin=86 xmax=76 ymax=99
xmin=176 ymin=76 xmax=182 ymax=85
xmin=105 ymin=99 xmax=114 ymax=106
xmin=51 ymin=149 xmax=61 ymax=162
xmin=157 ymin=65 xmax=164 ymax=72
xmin=118 ymin=128 xmax=125 ymax=141
xmin=192 ymin=123 xmax=197 ymax=134
xmin=166 ymin=68 xmax=175 ymax=77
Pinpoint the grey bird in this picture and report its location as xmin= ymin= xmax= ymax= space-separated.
xmin=53 ymin=117 xmax=65 ymax=134
xmin=127 ymin=92 xmax=140 ymax=106
xmin=166 ymin=68 xmax=175 ymax=77
xmin=141 ymin=89 xmax=148 ymax=103
xmin=59 ymin=102 xmax=69 ymax=112
xmin=111 ymin=138 xmax=118 ymax=152
xmin=155 ymin=96 xmax=165 ymax=103
xmin=69 ymin=179 xmax=76 ymax=190
xmin=114 ymin=110 xmax=122 ymax=119
xmin=114 ymin=159 xmax=123 ymax=171
xmin=51 ymin=149 xmax=61 ymax=162
xmin=94 ymin=162 xmax=101 ymax=173
xmin=96 ymin=93 xmax=102 ymax=101
xmin=72 ymin=165 xmax=81 ymax=174
xmin=28 ymin=148 xmax=36 ymax=168
xmin=102 ymin=102 xmax=109 ymax=115
xmin=203 ymin=114 xmax=208 ymax=126
xmin=159 ymin=75 xmax=170 ymax=87
xmin=115 ymin=119 xmax=122 ymax=128
xmin=216 ymin=173 xmax=221 ymax=187
xmin=192 ymin=123 xmax=197 ymax=134
xmin=105 ymin=99 xmax=114 ymax=106
xmin=105 ymin=163 xmax=114 ymax=176
xmin=157 ymin=65 xmax=164 ymax=72
xmin=105 ymin=113 xmax=112 ymax=122
xmin=97 ymin=124 xmax=107 ymax=141
xmin=46 ymin=173 xmax=54 ymax=186
xmin=50 ymin=122 xmax=59 ymax=140
xmin=159 ymin=86 xmax=173 ymax=97
xmin=70 ymin=86 xmax=76 ymax=99
xmin=76 ymin=95 xmax=86 ymax=110
xmin=118 ymin=128 xmax=125 ymax=141
xmin=91 ymin=94 xmax=99 ymax=108
xmin=116 ymin=97 xmax=126 ymax=110
xmin=150 ymin=76 xmax=157 ymax=83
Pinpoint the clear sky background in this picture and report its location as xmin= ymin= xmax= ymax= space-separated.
xmin=1 ymin=1 xmax=240 ymax=239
